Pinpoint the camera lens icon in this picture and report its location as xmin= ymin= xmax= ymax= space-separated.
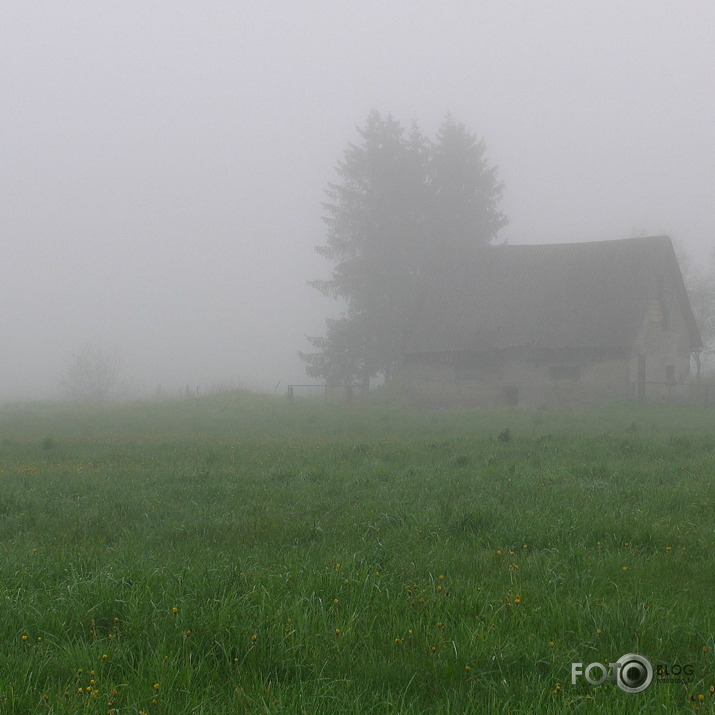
xmin=614 ymin=653 xmax=653 ymax=693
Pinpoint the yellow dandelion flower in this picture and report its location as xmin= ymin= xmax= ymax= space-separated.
xmin=334 ymin=628 xmax=341 ymax=635
xmin=548 ymin=641 xmax=555 ymax=647
xmin=465 ymin=665 xmax=471 ymax=671
xmin=153 ymin=683 xmax=160 ymax=690
xmin=172 ymin=607 xmax=178 ymax=614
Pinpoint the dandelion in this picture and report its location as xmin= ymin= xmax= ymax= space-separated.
xmin=437 ymin=622 xmax=444 ymax=628
xmin=102 ymin=654 xmax=108 ymax=660
xmin=513 ymin=596 xmax=522 ymax=605
xmin=465 ymin=665 xmax=471 ymax=672
xmin=509 ymin=563 xmax=520 ymax=570
xmin=496 ymin=550 xmax=503 ymax=556
xmin=250 ymin=634 xmax=257 ymax=642
xmin=436 ymin=585 xmax=443 ymax=592
xmin=548 ymin=641 xmax=555 ymax=647
xmin=21 ymin=635 xmax=28 ymax=642
xmin=621 ymin=566 xmax=629 ymax=571
xmin=153 ymin=683 xmax=160 ymax=691
xmin=665 ymin=546 xmax=672 ymax=551
xmin=172 ymin=607 xmax=179 ymax=615
xmin=438 ymin=574 xmax=445 ymax=581
xmin=334 ymin=628 xmax=341 ymax=636
xmin=333 ymin=598 xmax=340 ymax=604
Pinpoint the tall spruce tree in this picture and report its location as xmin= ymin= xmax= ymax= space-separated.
xmin=302 ymin=111 xmax=507 ymax=387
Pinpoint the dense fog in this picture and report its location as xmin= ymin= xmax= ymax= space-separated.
xmin=3 ymin=1 xmax=714 ymax=401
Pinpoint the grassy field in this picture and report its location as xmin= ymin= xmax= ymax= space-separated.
xmin=0 ymin=393 xmax=713 ymax=713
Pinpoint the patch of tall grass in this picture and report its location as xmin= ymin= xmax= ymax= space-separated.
xmin=0 ymin=395 xmax=713 ymax=712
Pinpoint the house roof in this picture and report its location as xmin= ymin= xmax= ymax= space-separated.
xmin=406 ymin=235 xmax=702 ymax=354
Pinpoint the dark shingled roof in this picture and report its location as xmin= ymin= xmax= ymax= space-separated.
xmin=407 ymin=236 xmax=702 ymax=354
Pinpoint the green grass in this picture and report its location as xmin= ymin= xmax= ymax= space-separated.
xmin=0 ymin=394 xmax=713 ymax=713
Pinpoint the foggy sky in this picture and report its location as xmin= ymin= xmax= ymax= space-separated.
xmin=3 ymin=1 xmax=714 ymax=401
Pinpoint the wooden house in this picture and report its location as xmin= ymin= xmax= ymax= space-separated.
xmin=403 ymin=236 xmax=702 ymax=408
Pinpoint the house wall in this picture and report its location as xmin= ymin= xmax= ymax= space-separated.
xmin=629 ymin=274 xmax=693 ymax=401
xmin=403 ymin=351 xmax=631 ymax=409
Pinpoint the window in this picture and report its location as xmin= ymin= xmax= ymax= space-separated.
xmin=549 ymin=365 xmax=581 ymax=380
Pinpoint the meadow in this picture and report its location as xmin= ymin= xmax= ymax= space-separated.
xmin=0 ymin=393 xmax=713 ymax=714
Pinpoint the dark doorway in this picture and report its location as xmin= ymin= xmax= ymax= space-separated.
xmin=637 ymin=356 xmax=646 ymax=402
